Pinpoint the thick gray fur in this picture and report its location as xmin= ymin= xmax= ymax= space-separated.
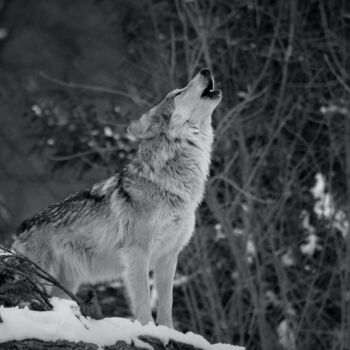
xmin=13 ymin=69 xmax=222 ymax=328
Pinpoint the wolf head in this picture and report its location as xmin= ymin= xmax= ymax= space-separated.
xmin=128 ymin=69 xmax=221 ymax=140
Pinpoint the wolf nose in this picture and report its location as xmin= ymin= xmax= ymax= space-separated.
xmin=200 ymin=68 xmax=211 ymax=78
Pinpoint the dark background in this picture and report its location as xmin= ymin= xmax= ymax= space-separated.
xmin=0 ymin=1 xmax=349 ymax=349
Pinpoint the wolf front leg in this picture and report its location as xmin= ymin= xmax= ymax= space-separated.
xmin=154 ymin=253 xmax=178 ymax=328
xmin=123 ymin=246 xmax=153 ymax=325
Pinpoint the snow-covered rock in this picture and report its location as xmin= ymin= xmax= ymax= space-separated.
xmin=0 ymin=298 xmax=244 ymax=350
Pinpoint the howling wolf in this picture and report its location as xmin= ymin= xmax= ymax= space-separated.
xmin=13 ymin=69 xmax=221 ymax=328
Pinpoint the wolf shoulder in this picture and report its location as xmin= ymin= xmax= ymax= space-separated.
xmin=15 ymin=175 xmax=125 ymax=236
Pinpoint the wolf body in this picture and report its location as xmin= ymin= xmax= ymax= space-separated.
xmin=13 ymin=69 xmax=221 ymax=328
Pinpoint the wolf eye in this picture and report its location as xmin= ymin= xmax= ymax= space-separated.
xmin=174 ymin=91 xmax=182 ymax=97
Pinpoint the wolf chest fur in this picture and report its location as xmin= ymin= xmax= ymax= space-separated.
xmin=13 ymin=69 xmax=221 ymax=328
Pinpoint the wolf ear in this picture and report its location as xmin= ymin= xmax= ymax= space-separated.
xmin=127 ymin=114 xmax=154 ymax=139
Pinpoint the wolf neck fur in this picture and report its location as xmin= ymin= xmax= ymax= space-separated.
xmin=125 ymin=131 xmax=213 ymax=207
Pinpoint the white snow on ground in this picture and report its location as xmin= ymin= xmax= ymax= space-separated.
xmin=0 ymin=298 xmax=244 ymax=350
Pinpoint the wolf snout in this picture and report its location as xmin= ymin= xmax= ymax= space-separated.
xmin=184 ymin=69 xmax=221 ymax=102
xmin=199 ymin=68 xmax=213 ymax=90
xmin=197 ymin=69 xmax=221 ymax=100
xmin=200 ymin=68 xmax=211 ymax=79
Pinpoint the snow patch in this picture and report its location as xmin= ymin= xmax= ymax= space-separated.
xmin=104 ymin=126 xmax=114 ymax=137
xmin=173 ymin=274 xmax=189 ymax=287
xmin=320 ymin=104 xmax=348 ymax=116
xmin=0 ymin=248 xmax=14 ymax=256
xmin=246 ymin=238 xmax=255 ymax=264
xmin=300 ymin=233 xmax=319 ymax=256
xmin=0 ymin=298 xmax=243 ymax=350
xmin=277 ymin=320 xmax=296 ymax=350
xmin=311 ymin=173 xmax=349 ymax=237
xmin=300 ymin=211 xmax=320 ymax=256
xmin=214 ymin=223 xmax=226 ymax=241
xmin=233 ymin=228 xmax=244 ymax=236
xmin=281 ymin=249 xmax=295 ymax=267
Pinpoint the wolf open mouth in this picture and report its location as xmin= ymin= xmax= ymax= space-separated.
xmin=201 ymin=76 xmax=220 ymax=99
xmin=201 ymin=87 xmax=220 ymax=99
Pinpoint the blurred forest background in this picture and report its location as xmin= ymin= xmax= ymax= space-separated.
xmin=0 ymin=0 xmax=349 ymax=349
